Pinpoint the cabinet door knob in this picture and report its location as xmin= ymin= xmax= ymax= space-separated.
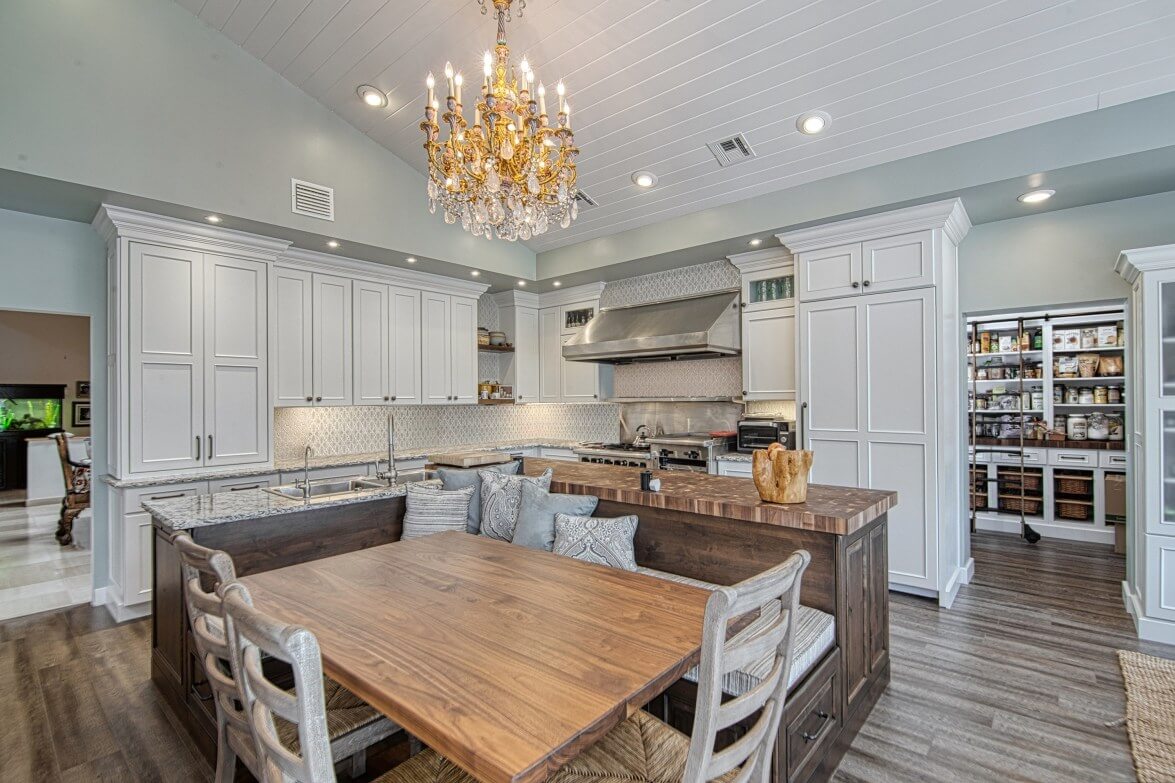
xmin=851 ymin=281 xmax=860 ymax=289
xmin=195 ymin=436 xmax=201 ymax=461
xmin=315 ymin=396 xmax=322 ymax=402
xmin=383 ymin=396 xmax=390 ymax=401
xmin=593 ymin=393 xmax=598 ymax=399
xmin=306 ymin=396 xmax=313 ymax=402
xmin=391 ymin=395 xmax=397 ymax=402
xmin=207 ymin=435 xmax=212 ymax=457
xmin=742 ymin=390 xmax=748 ymax=396
xmin=862 ymin=280 xmax=871 ymax=288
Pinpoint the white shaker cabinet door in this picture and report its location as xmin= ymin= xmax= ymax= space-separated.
xmin=203 ymin=254 xmax=269 ymax=467
xmin=312 ymin=274 xmax=352 ymax=406
xmin=799 ymin=297 xmax=862 ymax=488
xmin=538 ymin=307 xmax=563 ymax=403
xmin=450 ymin=296 xmax=478 ymax=404
xmin=388 ymin=286 xmax=422 ymax=405
xmin=353 ymin=281 xmax=390 ymax=404
xmin=128 ymin=243 xmax=204 ymax=473
xmin=561 ymin=336 xmax=600 ymax=401
xmin=420 ymin=292 xmax=453 ymax=403
xmin=273 ymin=267 xmax=314 ymax=406
xmin=512 ymin=306 xmax=540 ymax=402
xmin=797 ymin=243 xmax=861 ymax=301
xmin=741 ymin=305 xmax=796 ymax=400
xmin=861 ymin=230 xmax=934 ymax=294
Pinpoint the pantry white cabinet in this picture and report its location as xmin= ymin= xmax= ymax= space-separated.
xmin=781 ymin=199 xmax=970 ymax=606
xmin=421 ymin=292 xmax=478 ymax=404
xmin=730 ymin=249 xmax=798 ymax=401
xmin=1117 ymin=244 xmax=1175 ymax=644
xmin=535 ymin=284 xmax=612 ymax=403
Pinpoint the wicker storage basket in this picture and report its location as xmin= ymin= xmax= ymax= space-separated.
xmin=1055 ymin=473 xmax=1093 ymax=496
xmin=998 ymin=468 xmax=1043 ymax=492
xmin=999 ymin=495 xmax=1043 ymax=515
xmin=1056 ymin=500 xmax=1093 ymax=521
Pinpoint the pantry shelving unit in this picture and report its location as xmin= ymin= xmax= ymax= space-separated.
xmin=966 ymin=304 xmax=1129 ymax=544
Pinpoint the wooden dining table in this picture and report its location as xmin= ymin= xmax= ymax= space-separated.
xmin=239 ymin=531 xmax=713 ymax=783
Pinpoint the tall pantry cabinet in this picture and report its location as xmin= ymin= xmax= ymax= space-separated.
xmin=1116 ymin=245 xmax=1175 ymax=644
xmin=779 ymin=199 xmax=971 ymax=607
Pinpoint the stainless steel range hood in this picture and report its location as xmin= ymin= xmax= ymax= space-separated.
xmin=562 ymin=290 xmax=741 ymax=364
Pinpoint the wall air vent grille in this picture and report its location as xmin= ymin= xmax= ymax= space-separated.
xmin=574 ymin=191 xmax=598 ymax=208
xmin=291 ymin=178 xmax=335 ymax=221
xmin=706 ymin=134 xmax=756 ymax=167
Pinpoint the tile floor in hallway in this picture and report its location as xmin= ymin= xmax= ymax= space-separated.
xmin=0 ymin=503 xmax=90 ymax=622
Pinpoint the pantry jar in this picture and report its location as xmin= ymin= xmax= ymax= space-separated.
xmin=1031 ymin=388 xmax=1045 ymax=410
xmin=1065 ymin=387 xmax=1080 ymax=404
xmin=1087 ymin=413 xmax=1109 ymax=440
xmin=1078 ymin=388 xmax=1095 ymax=405
xmin=1108 ymin=385 xmax=1122 ymax=404
xmin=1108 ymin=414 xmax=1125 ymax=441
xmin=1054 ymin=386 xmax=1063 ymax=404
xmin=1067 ymin=414 xmax=1089 ymax=440
xmin=1093 ymin=386 xmax=1109 ymax=404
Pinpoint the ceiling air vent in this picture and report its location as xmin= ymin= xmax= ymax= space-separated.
xmin=574 ymin=190 xmax=598 ymax=209
xmin=291 ymin=178 xmax=335 ymax=221
xmin=706 ymin=133 xmax=756 ymax=167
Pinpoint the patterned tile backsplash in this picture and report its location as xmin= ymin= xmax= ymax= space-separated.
xmin=614 ymin=357 xmax=743 ymax=398
xmin=274 ymin=404 xmax=619 ymax=460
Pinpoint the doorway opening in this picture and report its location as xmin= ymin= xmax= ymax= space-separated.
xmin=0 ymin=309 xmax=93 ymax=621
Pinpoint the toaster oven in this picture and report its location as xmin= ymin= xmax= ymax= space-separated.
xmin=736 ymin=418 xmax=796 ymax=453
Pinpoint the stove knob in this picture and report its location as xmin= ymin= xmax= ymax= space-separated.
xmin=659 ymin=449 xmax=671 ymax=457
xmin=688 ymin=450 xmax=700 ymax=460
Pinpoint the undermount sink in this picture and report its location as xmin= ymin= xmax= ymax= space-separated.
xmin=265 ymin=476 xmax=388 ymax=501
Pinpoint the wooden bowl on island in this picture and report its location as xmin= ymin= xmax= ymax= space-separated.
xmin=752 ymin=444 xmax=814 ymax=504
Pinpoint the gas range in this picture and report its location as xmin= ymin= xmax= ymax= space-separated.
xmin=573 ymin=442 xmax=657 ymax=469
xmin=573 ymin=432 xmax=735 ymax=473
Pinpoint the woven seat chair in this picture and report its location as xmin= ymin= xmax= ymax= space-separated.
xmin=51 ymin=432 xmax=90 ymax=545
xmin=174 ymin=534 xmax=399 ymax=783
xmin=222 ymin=549 xmax=809 ymax=783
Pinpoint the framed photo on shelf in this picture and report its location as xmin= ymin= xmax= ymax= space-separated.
xmin=76 ymin=380 xmax=90 ymax=398
xmin=72 ymin=401 xmax=92 ymax=426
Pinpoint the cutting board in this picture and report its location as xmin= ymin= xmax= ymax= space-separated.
xmin=428 ymin=450 xmax=513 ymax=468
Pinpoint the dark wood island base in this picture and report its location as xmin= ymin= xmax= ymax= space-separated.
xmin=149 ymin=459 xmax=894 ymax=783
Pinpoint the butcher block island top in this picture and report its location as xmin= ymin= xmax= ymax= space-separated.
xmin=524 ymin=458 xmax=896 ymax=536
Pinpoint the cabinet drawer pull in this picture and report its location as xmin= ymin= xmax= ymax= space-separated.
xmin=228 ymin=484 xmax=261 ymax=492
xmin=1058 ymin=455 xmax=1084 ymax=461
xmin=207 ymin=435 xmax=212 ymax=457
xmin=801 ymin=709 xmax=833 ymax=742
xmin=149 ymin=491 xmax=185 ymax=501
xmin=195 ymin=436 xmax=201 ymax=461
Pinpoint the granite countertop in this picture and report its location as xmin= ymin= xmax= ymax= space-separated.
xmin=143 ymin=479 xmax=441 ymax=531
xmin=524 ymin=458 xmax=896 ymax=536
xmin=104 ymin=439 xmax=584 ymax=489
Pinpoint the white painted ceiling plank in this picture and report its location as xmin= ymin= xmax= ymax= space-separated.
xmin=199 ymin=0 xmax=242 ymax=30
xmin=241 ymin=0 xmax=313 ymax=61
xmin=220 ymin=0 xmax=278 ymax=44
xmin=280 ymin=0 xmax=391 ymax=87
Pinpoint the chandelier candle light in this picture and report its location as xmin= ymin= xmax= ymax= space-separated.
xmin=421 ymin=0 xmax=579 ymax=241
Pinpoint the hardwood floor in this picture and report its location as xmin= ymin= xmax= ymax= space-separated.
xmin=1 ymin=531 xmax=1171 ymax=782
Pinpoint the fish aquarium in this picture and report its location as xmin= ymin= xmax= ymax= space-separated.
xmin=0 ymin=385 xmax=66 ymax=433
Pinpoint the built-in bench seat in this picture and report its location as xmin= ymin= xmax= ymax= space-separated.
xmin=635 ymin=566 xmax=836 ymax=695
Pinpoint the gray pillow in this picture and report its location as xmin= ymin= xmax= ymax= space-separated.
xmin=437 ymin=461 xmax=522 ymax=533
xmin=512 ymin=481 xmax=598 ymax=552
xmin=553 ymin=513 xmax=639 ymax=571
xmin=401 ymin=484 xmax=475 ymax=540
xmin=479 ymin=468 xmax=553 ymax=542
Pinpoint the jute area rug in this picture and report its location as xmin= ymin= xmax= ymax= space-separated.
xmin=1118 ymin=650 xmax=1175 ymax=783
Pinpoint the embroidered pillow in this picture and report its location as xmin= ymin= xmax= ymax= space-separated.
xmin=401 ymin=484 xmax=475 ymax=540
xmin=479 ymin=468 xmax=553 ymax=542
xmin=553 ymin=513 xmax=639 ymax=571
xmin=437 ymin=461 xmax=522 ymax=534
xmin=511 ymin=481 xmax=598 ymax=552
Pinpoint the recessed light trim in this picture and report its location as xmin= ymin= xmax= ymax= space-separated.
xmin=205 ymin=214 xmax=222 ymax=223
xmin=796 ymin=110 xmax=831 ymax=135
xmin=327 ymin=240 xmax=339 ymax=248
xmin=471 ymin=270 xmax=480 ymax=277
xmin=748 ymin=238 xmax=762 ymax=247
xmin=631 ymin=171 xmax=658 ymax=188
xmin=405 ymin=256 xmax=417 ymax=264
xmin=357 ymin=84 xmax=388 ymax=108
xmin=1018 ymin=189 xmax=1055 ymax=204
xmin=517 ymin=280 xmax=527 ymax=287
xmin=552 ymin=281 xmax=562 ymax=287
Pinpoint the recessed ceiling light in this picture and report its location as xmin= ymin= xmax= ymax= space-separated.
xmin=327 ymin=240 xmax=339 ymax=249
xmin=748 ymin=238 xmax=762 ymax=247
xmin=471 ymin=270 xmax=480 ymax=277
xmin=517 ymin=280 xmax=527 ymax=287
xmin=796 ymin=110 xmax=831 ymax=135
xmin=405 ymin=256 xmax=417 ymax=264
xmin=205 ymin=214 xmax=222 ymax=223
xmin=357 ymin=84 xmax=388 ymax=108
xmin=631 ymin=171 xmax=658 ymax=188
xmin=1018 ymin=189 xmax=1055 ymax=204
xmin=552 ymin=281 xmax=562 ymax=287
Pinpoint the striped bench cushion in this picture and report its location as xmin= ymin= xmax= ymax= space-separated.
xmin=635 ymin=566 xmax=835 ymax=695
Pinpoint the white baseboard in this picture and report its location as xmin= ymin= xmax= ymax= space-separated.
xmin=1121 ymin=580 xmax=1175 ymax=644
xmin=975 ymin=516 xmax=1114 ymax=545
xmin=889 ymin=582 xmax=937 ymax=599
xmin=91 ymin=586 xmax=108 ymax=607
xmin=104 ymin=599 xmax=150 ymax=623
xmin=939 ymin=559 xmax=975 ymax=609
xmin=961 ymin=557 xmax=975 ymax=584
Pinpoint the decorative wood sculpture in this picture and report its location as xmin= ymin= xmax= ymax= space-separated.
xmin=752 ymin=445 xmax=814 ymax=504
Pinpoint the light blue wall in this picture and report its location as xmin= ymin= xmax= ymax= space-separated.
xmin=0 ymin=0 xmax=534 ymax=278
xmin=0 ymin=208 xmax=109 ymax=587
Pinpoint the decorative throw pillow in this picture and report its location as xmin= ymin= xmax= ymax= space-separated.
xmin=437 ymin=461 xmax=522 ymax=534
xmin=511 ymin=481 xmax=599 ymax=552
xmin=553 ymin=513 xmax=639 ymax=571
xmin=479 ymin=468 xmax=553 ymax=542
xmin=401 ymin=484 xmax=475 ymax=540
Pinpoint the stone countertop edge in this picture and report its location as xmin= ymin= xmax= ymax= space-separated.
xmin=716 ymin=453 xmax=753 ymax=462
xmin=103 ymin=439 xmax=584 ymax=489
xmin=144 ymin=479 xmax=442 ymax=532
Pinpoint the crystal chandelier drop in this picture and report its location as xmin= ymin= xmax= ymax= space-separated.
xmin=421 ymin=0 xmax=579 ymax=242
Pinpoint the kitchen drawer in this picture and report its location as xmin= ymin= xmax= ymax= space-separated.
xmin=1050 ymin=450 xmax=1098 ymax=468
xmin=716 ymin=461 xmax=753 ymax=477
xmin=539 ymin=447 xmax=579 ymax=461
xmin=208 ymin=474 xmax=278 ymax=494
xmin=1099 ymin=451 xmax=1129 ymax=469
xmin=991 ymin=448 xmax=1045 ymax=465
xmin=783 ymin=650 xmax=841 ymax=783
xmin=123 ymin=482 xmax=208 ymax=511
xmin=969 ymin=449 xmax=992 ymax=464
xmin=279 ymin=464 xmax=372 ymax=484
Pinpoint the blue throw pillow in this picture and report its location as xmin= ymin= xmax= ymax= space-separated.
xmin=437 ymin=460 xmax=522 ymax=533
xmin=512 ymin=481 xmax=598 ymax=552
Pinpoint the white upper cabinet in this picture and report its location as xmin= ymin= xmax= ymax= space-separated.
xmin=352 ymin=281 xmax=390 ymax=404
xmin=203 ymin=254 xmax=269 ymax=466
xmin=388 ymin=286 xmax=422 ymax=405
xmin=492 ymin=291 xmax=541 ymax=403
xmin=861 ymin=230 xmax=935 ymax=293
xmin=538 ymin=307 xmax=563 ymax=403
xmin=273 ymin=268 xmax=313 ymax=406
xmin=560 ymin=334 xmax=601 ymax=401
xmin=421 ymin=292 xmax=453 ymax=404
xmin=730 ymin=249 xmax=797 ymax=401
xmin=535 ymin=286 xmax=612 ymax=403
xmin=798 ymin=243 xmax=862 ymax=301
xmin=312 ymin=274 xmax=352 ymax=406
xmin=450 ymin=296 xmax=478 ymax=404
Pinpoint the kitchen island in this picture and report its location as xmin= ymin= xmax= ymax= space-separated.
xmin=147 ymin=459 xmax=894 ymax=783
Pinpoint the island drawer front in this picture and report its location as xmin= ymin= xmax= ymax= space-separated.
xmin=125 ymin=482 xmax=208 ymax=512
xmin=1050 ymin=450 xmax=1097 ymax=468
xmin=1099 ymin=451 xmax=1128 ymax=469
xmin=208 ymin=474 xmax=278 ymax=494
xmin=784 ymin=649 xmax=842 ymax=783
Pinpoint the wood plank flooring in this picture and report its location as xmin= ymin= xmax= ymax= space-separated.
xmin=1 ymin=531 xmax=1171 ymax=782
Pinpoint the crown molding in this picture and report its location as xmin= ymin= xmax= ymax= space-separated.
xmin=538 ymin=281 xmax=606 ymax=309
xmin=776 ymin=198 xmax=971 ymax=253
xmin=491 ymin=290 xmax=541 ymax=308
xmin=279 ymin=247 xmax=489 ymax=297
xmin=727 ymin=247 xmax=794 ymax=274
xmin=1115 ymin=244 xmax=1175 ymax=283
xmin=93 ymin=205 xmax=291 ymax=261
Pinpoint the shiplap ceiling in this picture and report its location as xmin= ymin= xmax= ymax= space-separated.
xmin=177 ymin=0 xmax=1175 ymax=253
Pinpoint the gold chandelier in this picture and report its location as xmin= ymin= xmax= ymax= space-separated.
xmin=421 ymin=0 xmax=579 ymax=242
